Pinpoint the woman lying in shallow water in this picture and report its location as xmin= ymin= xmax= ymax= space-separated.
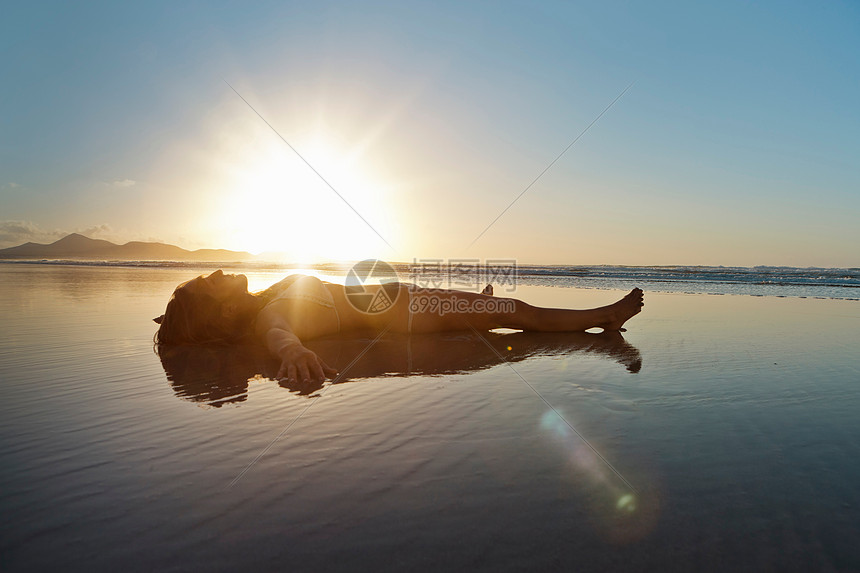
xmin=154 ymin=271 xmax=644 ymax=385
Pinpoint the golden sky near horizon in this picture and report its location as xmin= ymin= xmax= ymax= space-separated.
xmin=2 ymin=2 xmax=858 ymax=267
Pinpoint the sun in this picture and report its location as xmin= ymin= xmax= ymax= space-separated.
xmin=212 ymin=132 xmax=397 ymax=262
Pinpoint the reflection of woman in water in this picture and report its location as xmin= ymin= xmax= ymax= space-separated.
xmin=159 ymin=330 xmax=643 ymax=406
xmin=154 ymin=271 xmax=643 ymax=384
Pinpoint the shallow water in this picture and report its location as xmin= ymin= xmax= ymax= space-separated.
xmin=1 ymin=265 xmax=858 ymax=571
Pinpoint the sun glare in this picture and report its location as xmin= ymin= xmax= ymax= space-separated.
xmin=213 ymin=132 xmax=396 ymax=262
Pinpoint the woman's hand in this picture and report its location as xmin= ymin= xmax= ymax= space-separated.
xmin=276 ymin=343 xmax=338 ymax=383
xmin=258 ymin=313 xmax=338 ymax=384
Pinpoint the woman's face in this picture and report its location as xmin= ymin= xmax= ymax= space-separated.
xmin=181 ymin=270 xmax=249 ymax=302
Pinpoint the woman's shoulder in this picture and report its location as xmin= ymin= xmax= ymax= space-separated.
xmin=260 ymin=274 xmax=335 ymax=307
xmin=257 ymin=274 xmax=304 ymax=301
xmin=271 ymin=274 xmax=306 ymax=289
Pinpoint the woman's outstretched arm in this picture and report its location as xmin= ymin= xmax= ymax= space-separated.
xmin=255 ymin=305 xmax=338 ymax=383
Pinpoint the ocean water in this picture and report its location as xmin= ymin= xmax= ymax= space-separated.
xmin=7 ymin=260 xmax=859 ymax=299
xmin=1 ymin=263 xmax=859 ymax=571
xmin=510 ymin=264 xmax=860 ymax=299
xmin=395 ymin=263 xmax=860 ymax=300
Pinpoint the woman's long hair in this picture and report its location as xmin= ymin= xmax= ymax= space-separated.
xmin=154 ymin=285 xmax=250 ymax=346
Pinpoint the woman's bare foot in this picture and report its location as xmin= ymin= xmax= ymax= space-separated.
xmin=598 ymin=288 xmax=644 ymax=332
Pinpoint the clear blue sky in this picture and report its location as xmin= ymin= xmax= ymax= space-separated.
xmin=1 ymin=0 xmax=858 ymax=266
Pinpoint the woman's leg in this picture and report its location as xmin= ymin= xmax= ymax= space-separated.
xmin=406 ymin=287 xmax=644 ymax=333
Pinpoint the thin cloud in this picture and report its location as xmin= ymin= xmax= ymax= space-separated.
xmin=76 ymin=224 xmax=113 ymax=238
xmin=0 ymin=220 xmax=114 ymax=248
xmin=111 ymin=179 xmax=136 ymax=188
xmin=0 ymin=220 xmax=61 ymax=247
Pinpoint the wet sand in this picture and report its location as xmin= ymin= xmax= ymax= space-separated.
xmin=1 ymin=264 xmax=858 ymax=571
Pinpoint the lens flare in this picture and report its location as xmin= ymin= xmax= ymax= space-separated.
xmin=616 ymin=493 xmax=636 ymax=512
xmin=538 ymin=408 xmax=659 ymax=543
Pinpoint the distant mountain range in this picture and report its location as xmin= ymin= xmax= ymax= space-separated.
xmin=0 ymin=233 xmax=257 ymax=262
